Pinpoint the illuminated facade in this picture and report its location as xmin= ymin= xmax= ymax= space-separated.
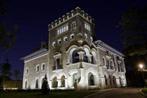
xmin=22 ymin=7 xmax=127 ymax=90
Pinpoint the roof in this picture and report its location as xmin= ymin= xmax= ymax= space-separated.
xmin=21 ymin=48 xmax=48 ymax=61
xmin=94 ymin=40 xmax=124 ymax=57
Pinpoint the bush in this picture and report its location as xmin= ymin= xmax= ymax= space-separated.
xmin=41 ymin=75 xmax=50 ymax=94
xmin=142 ymin=88 xmax=147 ymax=94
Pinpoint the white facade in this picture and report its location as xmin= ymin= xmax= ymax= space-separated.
xmin=22 ymin=7 xmax=127 ymax=90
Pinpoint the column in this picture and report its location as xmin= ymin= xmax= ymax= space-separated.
xmin=78 ymin=51 xmax=84 ymax=62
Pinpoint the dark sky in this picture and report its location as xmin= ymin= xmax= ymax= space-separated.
xmin=0 ymin=0 xmax=147 ymax=79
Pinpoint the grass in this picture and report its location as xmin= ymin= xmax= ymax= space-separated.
xmin=0 ymin=90 xmax=97 ymax=98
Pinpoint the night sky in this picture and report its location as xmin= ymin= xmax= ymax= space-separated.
xmin=0 ymin=0 xmax=147 ymax=79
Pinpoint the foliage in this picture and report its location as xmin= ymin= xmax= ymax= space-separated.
xmin=1 ymin=59 xmax=11 ymax=79
xmin=120 ymin=6 xmax=147 ymax=86
xmin=0 ymin=0 xmax=6 ymax=15
xmin=0 ymin=23 xmax=17 ymax=50
xmin=41 ymin=75 xmax=49 ymax=94
xmin=120 ymin=6 xmax=147 ymax=56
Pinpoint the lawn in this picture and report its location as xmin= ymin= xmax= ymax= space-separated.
xmin=0 ymin=90 xmax=97 ymax=98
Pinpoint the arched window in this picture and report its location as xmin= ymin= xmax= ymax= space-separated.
xmin=72 ymin=50 xmax=79 ymax=63
xmin=83 ymin=52 xmax=88 ymax=62
xmin=109 ymin=75 xmax=112 ymax=87
xmin=113 ymin=76 xmax=116 ymax=87
xmin=61 ymin=75 xmax=65 ymax=87
xmin=102 ymin=57 xmax=106 ymax=65
xmin=88 ymin=73 xmax=95 ymax=86
xmin=42 ymin=63 xmax=45 ymax=70
xmin=110 ymin=60 xmax=114 ymax=69
xmin=106 ymin=60 xmax=109 ymax=69
xmin=119 ymin=77 xmax=122 ymax=87
xmin=35 ymin=79 xmax=39 ymax=89
xmin=52 ymin=77 xmax=58 ymax=88
xmin=104 ymin=75 xmax=107 ymax=86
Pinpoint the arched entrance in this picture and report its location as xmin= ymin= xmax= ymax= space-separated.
xmin=88 ymin=73 xmax=95 ymax=86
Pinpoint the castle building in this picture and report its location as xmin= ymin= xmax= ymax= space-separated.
xmin=22 ymin=7 xmax=127 ymax=90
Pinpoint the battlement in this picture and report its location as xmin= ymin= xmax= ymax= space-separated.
xmin=48 ymin=7 xmax=94 ymax=30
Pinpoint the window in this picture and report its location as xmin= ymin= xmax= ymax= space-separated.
xmin=72 ymin=50 xmax=79 ymax=63
xmin=58 ymin=39 xmax=61 ymax=44
xmin=110 ymin=60 xmax=114 ymax=69
xmin=104 ymin=75 xmax=108 ymax=86
xmin=83 ymin=52 xmax=88 ymax=63
xmin=52 ymin=41 xmax=56 ymax=47
xmin=36 ymin=65 xmax=40 ymax=72
xmin=26 ymin=68 xmax=29 ymax=74
xmin=52 ymin=77 xmax=58 ymax=88
xmin=25 ymin=81 xmax=27 ymax=89
xmin=64 ymin=36 xmax=68 ymax=41
xmin=35 ymin=79 xmax=39 ymax=89
xmin=71 ymin=21 xmax=76 ymax=30
xmin=102 ymin=57 xmax=106 ymax=65
xmin=61 ymin=75 xmax=65 ymax=87
xmin=106 ymin=60 xmax=109 ymax=69
xmin=84 ymin=22 xmax=91 ymax=31
xmin=57 ymin=24 xmax=68 ymax=35
xmin=42 ymin=63 xmax=45 ymax=70
xmin=90 ymin=36 xmax=93 ymax=42
xmin=53 ymin=58 xmax=62 ymax=70
xmin=84 ymin=33 xmax=87 ymax=39
xmin=70 ymin=34 xmax=74 ymax=39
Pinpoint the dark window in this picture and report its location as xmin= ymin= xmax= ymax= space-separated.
xmin=36 ymin=66 xmax=39 ymax=72
xmin=25 ymin=81 xmax=27 ymax=89
xmin=56 ymin=58 xmax=62 ymax=69
xmin=61 ymin=76 xmax=65 ymax=87
xmin=110 ymin=61 xmax=113 ymax=69
xmin=72 ymin=51 xmax=79 ymax=63
xmin=52 ymin=77 xmax=58 ymax=88
xmin=83 ymin=53 xmax=88 ymax=63
xmin=42 ymin=64 xmax=45 ymax=70
xmin=91 ymin=55 xmax=95 ymax=64
xmin=104 ymin=75 xmax=107 ymax=86
xmin=35 ymin=79 xmax=39 ymax=89
xmin=106 ymin=60 xmax=109 ymax=69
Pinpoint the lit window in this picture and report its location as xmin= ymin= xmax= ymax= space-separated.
xmin=84 ymin=22 xmax=91 ymax=31
xmin=57 ymin=24 xmax=68 ymax=35
xmin=71 ymin=21 xmax=76 ymax=30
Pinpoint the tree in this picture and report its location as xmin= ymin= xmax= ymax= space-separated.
xmin=0 ymin=0 xmax=6 ymax=15
xmin=41 ymin=75 xmax=50 ymax=94
xmin=1 ymin=59 xmax=11 ymax=88
xmin=0 ymin=1 xmax=18 ymax=89
xmin=120 ymin=6 xmax=147 ymax=87
xmin=13 ymin=69 xmax=20 ymax=80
